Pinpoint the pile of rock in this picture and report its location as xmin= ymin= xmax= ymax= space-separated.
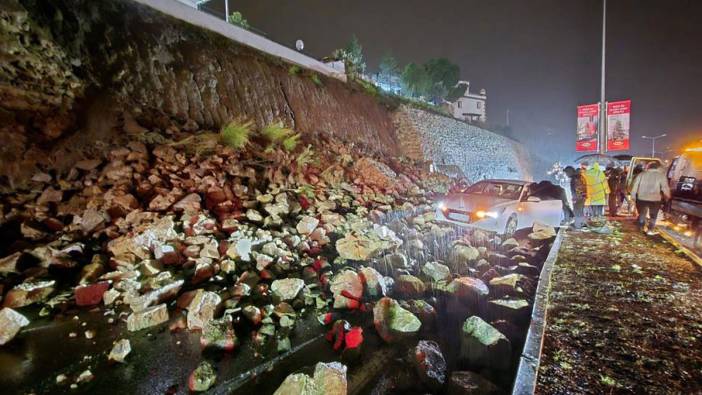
xmin=0 ymin=118 xmax=555 ymax=392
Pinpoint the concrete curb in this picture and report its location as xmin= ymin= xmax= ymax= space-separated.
xmin=658 ymin=227 xmax=702 ymax=267
xmin=511 ymin=229 xmax=565 ymax=395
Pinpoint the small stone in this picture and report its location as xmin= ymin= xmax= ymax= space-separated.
xmin=246 ymin=209 xmax=264 ymax=223
xmin=201 ymin=316 xmax=238 ymax=352
xmin=76 ymin=369 xmax=94 ymax=384
xmin=108 ymin=339 xmax=131 ymax=363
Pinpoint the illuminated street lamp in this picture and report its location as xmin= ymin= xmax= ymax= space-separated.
xmin=641 ymin=134 xmax=667 ymax=158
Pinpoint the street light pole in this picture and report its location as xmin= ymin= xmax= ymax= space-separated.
xmin=225 ymin=0 xmax=229 ymax=23
xmin=599 ymin=0 xmax=607 ymax=154
xmin=642 ymin=134 xmax=667 ymax=158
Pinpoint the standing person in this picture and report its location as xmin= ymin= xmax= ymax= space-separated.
xmin=565 ymin=166 xmax=587 ymax=229
xmin=627 ymin=164 xmax=645 ymax=216
xmin=630 ymin=162 xmax=671 ymax=235
xmin=585 ymin=162 xmax=610 ymax=219
xmin=605 ymin=165 xmax=623 ymax=216
xmin=619 ymin=166 xmax=630 ymax=214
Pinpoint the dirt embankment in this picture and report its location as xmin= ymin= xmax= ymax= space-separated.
xmin=0 ymin=0 xmax=399 ymax=191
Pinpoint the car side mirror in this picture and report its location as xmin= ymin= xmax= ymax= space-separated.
xmin=527 ymin=196 xmax=541 ymax=202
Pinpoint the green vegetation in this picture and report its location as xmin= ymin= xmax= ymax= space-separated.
xmin=309 ymin=73 xmax=323 ymax=86
xmin=401 ymin=58 xmax=459 ymax=101
xmin=227 ymin=11 xmax=249 ymax=30
xmin=332 ymin=35 xmax=366 ymax=79
xmin=221 ymin=119 xmax=254 ymax=149
xmin=288 ymin=65 xmax=301 ymax=75
xmin=261 ymin=121 xmax=300 ymax=152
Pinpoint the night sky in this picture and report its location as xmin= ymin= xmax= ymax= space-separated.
xmin=203 ymin=0 xmax=702 ymax=163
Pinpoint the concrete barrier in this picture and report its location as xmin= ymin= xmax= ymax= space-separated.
xmin=133 ymin=0 xmax=346 ymax=81
xmin=512 ymin=229 xmax=565 ymax=395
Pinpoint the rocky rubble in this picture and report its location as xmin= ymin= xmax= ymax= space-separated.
xmin=0 ymin=119 xmax=556 ymax=393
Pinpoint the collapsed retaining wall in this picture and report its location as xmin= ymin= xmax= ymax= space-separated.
xmin=394 ymin=107 xmax=534 ymax=181
xmin=0 ymin=0 xmax=535 ymax=191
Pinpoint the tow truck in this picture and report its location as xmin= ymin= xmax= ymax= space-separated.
xmin=665 ymin=144 xmax=702 ymax=253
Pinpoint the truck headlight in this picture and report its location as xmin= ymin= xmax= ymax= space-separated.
xmin=438 ymin=201 xmax=448 ymax=213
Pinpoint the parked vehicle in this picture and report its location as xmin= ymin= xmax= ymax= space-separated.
xmin=435 ymin=179 xmax=563 ymax=235
xmin=625 ymin=156 xmax=664 ymax=188
xmin=665 ymin=146 xmax=702 ymax=252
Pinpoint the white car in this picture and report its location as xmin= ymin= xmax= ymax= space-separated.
xmin=436 ymin=179 xmax=563 ymax=235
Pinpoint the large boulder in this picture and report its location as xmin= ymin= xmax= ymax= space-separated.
xmin=449 ymin=243 xmax=480 ymax=273
xmin=373 ymin=297 xmax=421 ymax=343
xmin=394 ymin=274 xmax=426 ymax=299
xmin=460 ymin=316 xmax=511 ymax=370
xmin=414 ymin=340 xmax=447 ymax=391
xmin=0 ymin=307 xmax=29 ymax=345
xmin=488 ymin=274 xmax=529 ymax=297
xmin=529 ymin=222 xmax=557 ymax=241
xmin=488 ymin=299 xmax=531 ymax=324
xmin=446 ymin=277 xmax=489 ymax=305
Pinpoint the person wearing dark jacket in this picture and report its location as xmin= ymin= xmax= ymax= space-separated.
xmin=565 ymin=166 xmax=587 ymax=229
xmin=605 ymin=165 xmax=623 ymax=216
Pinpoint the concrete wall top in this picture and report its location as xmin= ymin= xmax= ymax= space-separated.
xmin=133 ymin=0 xmax=347 ymax=82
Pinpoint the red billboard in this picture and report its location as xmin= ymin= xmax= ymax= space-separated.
xmin=607 ymin=99 xmax=631 ymax=151
xmin=576 ymin=103 xmax=600 ymax=152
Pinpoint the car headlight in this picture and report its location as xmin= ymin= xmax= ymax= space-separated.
xmin=475 ymin=210 xmax=499 ymax=219
xmin=438 ymin=201 xmax=448 ymax=213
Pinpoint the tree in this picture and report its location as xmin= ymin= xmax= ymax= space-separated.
xmin=401 ymin=63 xmax=431 ymax=98
xmin=423 ymin=58 xmax=460 ymax=101
xmin=332 ymin=35 xmax=366 ymax=79
xmin=377 ymin=53 xmax=399 ymax=86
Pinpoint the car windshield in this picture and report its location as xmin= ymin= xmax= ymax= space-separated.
xmin=464 ymin=181 xmax=523 ymax=200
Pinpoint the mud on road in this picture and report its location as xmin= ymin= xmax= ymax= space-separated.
xmin=537 ymin=220 xmax=702 ymax=394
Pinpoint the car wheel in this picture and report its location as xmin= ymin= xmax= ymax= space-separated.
xmin=504 ymin=215 xmax=518 ymax=237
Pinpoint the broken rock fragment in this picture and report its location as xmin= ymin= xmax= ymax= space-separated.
xmin=75 ymin=281 xmax=110 ymax=306
xmin=460 ymin=316 xmax=511 ymax=370
xmin=188 ymin=360 xmax=217 ymax=392
xmin=414 ymin=340 xmax=447 ymax=391
xmin=373 ymin=297 xmax=421 ymax=343
xmin=271 ymin=278 xmax=305 ymax=302
xmin=200 ymin=316 xmax=238 ymax=352
xmin=4 ymin=280 xmax=55 ymax=308
xmin=127 ymin=303 xmax=169 ymax=332
xmin=108 ymin=339 xmax=132 ymax=363
xmin=187 ymin=290 xmax=221 ymax=330
xmin=0 ymin=307 xmax=30 ymax=345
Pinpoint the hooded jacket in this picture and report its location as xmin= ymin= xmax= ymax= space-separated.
xmin=630 ymin=168 xmax=671 ymax=202
xmin=585 ymin=163 xmax=610 ymax=206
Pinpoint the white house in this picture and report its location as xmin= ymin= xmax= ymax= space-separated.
xmin=448 ymin=81 xmax=487 ymax=123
